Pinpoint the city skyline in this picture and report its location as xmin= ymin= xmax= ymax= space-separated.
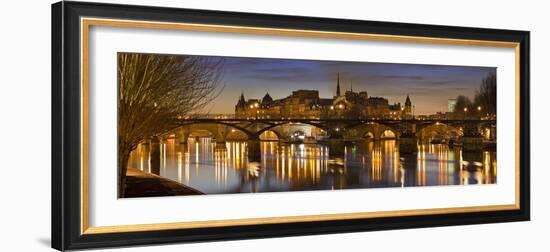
xmin=200 ymin=55 xmax=496 ymax=115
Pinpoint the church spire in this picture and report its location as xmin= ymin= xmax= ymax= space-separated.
xmin=405 ymin=94 xmax=412 ymax=107
xmin=336 ymin=73 xmax=341 ymax=96
xmin=240 ymin=92 xmax=245 ymax=102
xmin=236 ymin=91 xmax=246 ymax=108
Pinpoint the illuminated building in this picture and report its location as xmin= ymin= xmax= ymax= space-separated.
xmin=448 ymin=99 xmax=457 ymax=112
xmin=235 ymin=73 xmax=414 ymax=120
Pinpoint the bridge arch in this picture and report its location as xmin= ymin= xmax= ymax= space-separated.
xmin=185 ymin=129 xmax=217 ymax=145
xmin=259 ymin=130 xmax=281 ymax=141
xmin=180 ymin=121 xmax=256 ymax=139
xmin=475 ymin=121 xmax=496 ymax=140
xmin=225 ymin=128 xmax=249 ymax=141
xmin=258 ymin=122 xmax=327 ymax=141
xmin=417 ymin=123 xmax=462 ymax=141
xmin=178 ymin=122 xmax=262 ymax=143
xmin=364 ymin=131 xmax=375 ymax=139
xmin=256 ymin=120 xmax=327 ymax=136
xmin=345 ymin=123 xmax=399 ymax=140
xmin=380 ymin=129 xmax=396 ymax=139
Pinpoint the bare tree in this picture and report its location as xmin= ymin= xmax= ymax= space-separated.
xmin=451 ymin=95 xmax=473 ymax=119
xmin=474 ymin=73 xmax=497 ymax=117
xmin=449 ymin=73 xmax=496 ymax=120
xmin=118 ymin=52 xmax=223 ymax=197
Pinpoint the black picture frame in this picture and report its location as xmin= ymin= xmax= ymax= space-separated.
xmin=52 ymin=1 xmax=530 ymax=251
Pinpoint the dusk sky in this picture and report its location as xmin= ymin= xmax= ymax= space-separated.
xmin=199 ymin=55 xmax=496 ymax=115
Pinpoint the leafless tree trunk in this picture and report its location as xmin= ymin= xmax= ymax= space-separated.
xmin=474 ymin=73 xmax=497 ymax=117
xmin=117 ymin=52 xmax=223 ymax=197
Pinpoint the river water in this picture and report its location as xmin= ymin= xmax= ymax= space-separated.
xmin=127 ymin=138 xmax=496 ymax=194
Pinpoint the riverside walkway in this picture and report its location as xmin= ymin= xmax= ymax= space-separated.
xmin=124 ymin=168 xmax=203 ymax=198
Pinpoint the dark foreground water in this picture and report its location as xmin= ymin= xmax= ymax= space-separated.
xmin=127 ymin=138 xmax=496 ymax=194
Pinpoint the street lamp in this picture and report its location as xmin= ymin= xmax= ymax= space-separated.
xmin=477 ymin=106 xmax=482 ymax=119
xmin=463 ymin=107 xmax=468 ymax=119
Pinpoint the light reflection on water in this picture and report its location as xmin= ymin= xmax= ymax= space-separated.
xmin=127 ymin=138 xmax=496 ymax=194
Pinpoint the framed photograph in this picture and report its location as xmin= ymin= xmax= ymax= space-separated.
xmin=52 ymin=1 xmax=530 ymax=250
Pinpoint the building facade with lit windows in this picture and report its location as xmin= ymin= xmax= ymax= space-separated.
xmin=235 ymin=74 xmax=413 ymax=120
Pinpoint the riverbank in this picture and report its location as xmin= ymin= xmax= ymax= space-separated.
xmin=124 ymin=168 xmax=203 ymax=198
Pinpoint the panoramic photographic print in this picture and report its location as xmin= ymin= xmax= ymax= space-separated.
xmin=118 ymin=52 xmax=497 ymax=198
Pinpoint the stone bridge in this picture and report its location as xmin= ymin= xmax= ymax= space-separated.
xmin=166 ymin=119 xmax=493 ymax=140
xmin=139 ymin=118 xmax=495 ymax=174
